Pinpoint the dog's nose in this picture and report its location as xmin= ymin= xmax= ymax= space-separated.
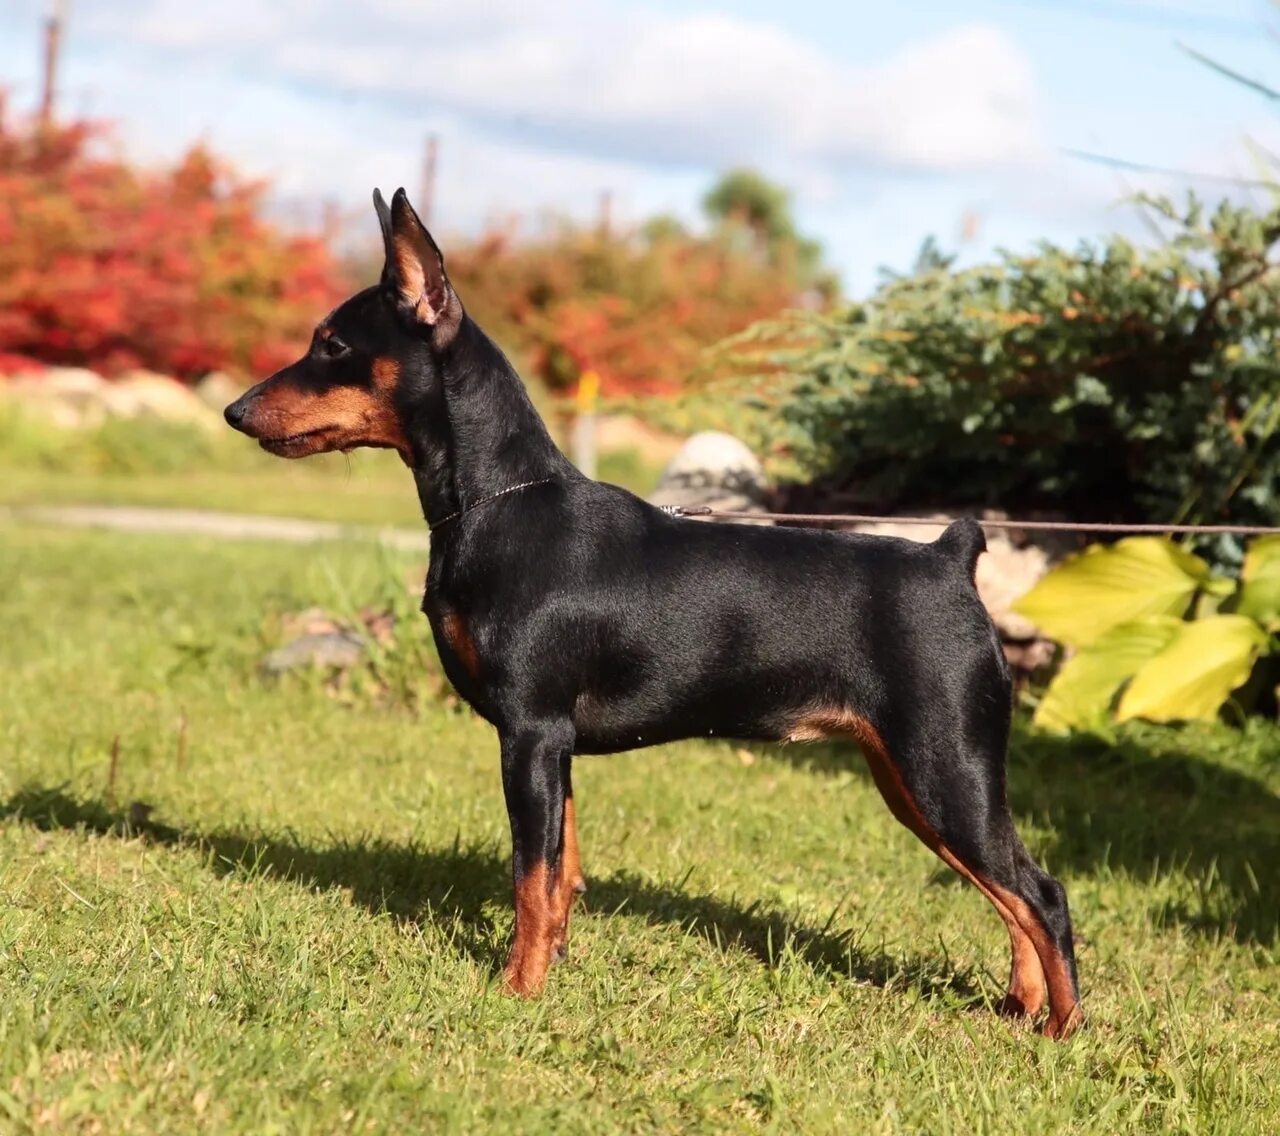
xmin=224 ymin=397 xmax=248 ymax=430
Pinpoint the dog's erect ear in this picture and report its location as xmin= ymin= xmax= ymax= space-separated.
xmin=373 ymin=187 xmax=394 ymax=280
xmin=374 ymin=186 xmax=461 ymax=344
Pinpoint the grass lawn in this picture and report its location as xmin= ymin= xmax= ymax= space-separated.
xmin=0 ymin=460 xmax=423 ymax=528
xmin=2 ymin=524 xmax=1278 ymax=1133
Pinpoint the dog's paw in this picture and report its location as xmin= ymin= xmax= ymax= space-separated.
xmin=1040 ymin=1005 xmax=1084 ymax=1040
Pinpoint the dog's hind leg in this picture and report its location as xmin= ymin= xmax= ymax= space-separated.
xmin=790 ymin=707 xmax=1081 ymax=1037
xmin=868 ymin=726 xmax=1081 ymax=1038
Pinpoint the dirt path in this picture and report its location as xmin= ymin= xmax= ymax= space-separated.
xmin=3 ymin=503 xmax=430 ymax=551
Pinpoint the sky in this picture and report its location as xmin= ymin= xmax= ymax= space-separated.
xmin=2 ymin=0 xmax=1279 ymax=294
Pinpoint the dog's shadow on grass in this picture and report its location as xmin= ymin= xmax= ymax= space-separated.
xmin=1007 ymin=728 xmax=1280 ymax=944
xmin=760 ymin=726 xmax=1280 ymax=945
xmin=1 ymin=785 xmax=980 ymax=1005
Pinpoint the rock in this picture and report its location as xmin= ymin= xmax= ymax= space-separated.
xmin=2 ymin=366 xmax=221 ymax=431
xmin=107 ymin=370 xmax=220 ymax=429
xmin=845 ymin=516 xmax=951 ymax=544
xmin=7 ymin=365 xmax=106 ymax=398
xmin=648 ymin=431 xmax=769 ymax=512
xmin=3 ymin=366 xmax=109 ymax=428
xmin=261 ymin=630 xmax=366 ymax=675
xmin=261 ymin=606 xmax=396 ymax=677
xmin=97 ymin=382 xmax=145 ymax=419
xmin=195 ymin=371 xmax=244 ymax=411
xmin=358 ymin=606 xmax=397 ymax=646
xmin=279 ymin=607 xmax=345 ymax=639
xmin=1002 ymin=638 xmax=1057 ymax=676
xmin=974 ymin=537 xmax=1051 ymax=642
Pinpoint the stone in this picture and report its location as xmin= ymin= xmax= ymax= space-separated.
xmin=261 ymin=630 xmax=366 ymax=675
xmin=107 ymin=370 xmax=220 ymax=429
xmin=279 ymin=607 xmax=345 ymax=639
xmin=261 ymin=606 xmax=397 ymax=677
xmin=3 ymin=366 xmax=109 ymax=428
xmin=974 ymin=537 xmax=1051 ymax=642
xmin=195 ymin=371 xmax=244 ymax=411
xmin=2 ymin=366 xmax=221 ymax=431
xmin=648 ymin=430 xmax=769 ymax=512
xmin=6 ymin=365 xmax=105 ymax=397
xmin=1003 ymin=637 xmax=1057 ymax=676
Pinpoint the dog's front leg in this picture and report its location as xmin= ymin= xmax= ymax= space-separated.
xmin=499 ymin=718 xmax=577 ymax=996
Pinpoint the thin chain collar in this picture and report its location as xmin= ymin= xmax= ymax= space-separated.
xmin=427 ymin=477 xmax=557 ymax=533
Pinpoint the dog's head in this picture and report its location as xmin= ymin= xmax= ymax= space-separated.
xmin=224 ymin=188 xmax=461 ymax=462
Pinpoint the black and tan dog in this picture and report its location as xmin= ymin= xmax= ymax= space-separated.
xmin=224 ymin=189 xmax=1082 ymax=1038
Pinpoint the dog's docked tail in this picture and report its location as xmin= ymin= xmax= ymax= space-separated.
xmin=935 ymin=518 xmax=986 ymax=579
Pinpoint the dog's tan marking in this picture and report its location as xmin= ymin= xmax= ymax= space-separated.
xmin=371 ymin=356 xmax=399 ymax=390
xmin=560 ymin=796 xmax=585 ymax=898
xmin=985 ymin=882 xmax=1081 ymax=1038
xmin=252 ymin=363 xmax=410 ymax=462
xmin=439 ymin=611 xmax=480 ymax=681
xmin=549 ymin=796 xmax=586 ymax=961
xmin=786 ymin=707 xmax=1078 ymax=1036
xmin=392 ymin=236 xmax=441 ymax=325
xmin=502 ymin=797 xmax=586 ymax=996
xmin=504 ymin=862 xmax=555 ymax=996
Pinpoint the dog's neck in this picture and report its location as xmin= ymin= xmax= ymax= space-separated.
xmin=406 ymin=316 xmax=575 ymax=529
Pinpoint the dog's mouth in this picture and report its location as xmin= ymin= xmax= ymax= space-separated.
xmin=258 ymin=427 xmax=337 ymax=457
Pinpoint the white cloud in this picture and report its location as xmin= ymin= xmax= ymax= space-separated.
xmin=27 ymin=47 xmax=669 ymax=243
xmin=74 ymin=0 xmax=1043 ymax=175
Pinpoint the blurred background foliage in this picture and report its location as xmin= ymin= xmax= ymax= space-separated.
xmin=10 ymin=88 xmax=1280 ymax=540
xmin=0 ymin=107 xmax=345 ymax=378
xmin=0 ymin=94 xmax=835 ymax=405
xmin=713 ymin=196 xmax=1280 ymax=529
xmin=385 ymin=167 xmax=836 ymax=398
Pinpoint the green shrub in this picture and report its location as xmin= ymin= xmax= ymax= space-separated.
xmin=721 ymin=196 xmax=1280 ymax=528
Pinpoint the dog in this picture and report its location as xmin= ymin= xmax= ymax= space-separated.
xmin=224 ymin=188 xmax=1082 ymax=1038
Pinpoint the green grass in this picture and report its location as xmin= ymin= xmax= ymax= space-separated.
xmin=2 ymin=524 xmax=1278 ymax=1133
xmin=0 ymin=461 xmax=424 ymax=527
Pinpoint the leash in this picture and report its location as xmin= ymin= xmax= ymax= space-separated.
xmin=426 ymin=480 xmax=1280 ymax=537
xmin=429 ymin=478 xmax=556 ymax=533
xmin=659 ymin=505 xmax=1280 ymax=538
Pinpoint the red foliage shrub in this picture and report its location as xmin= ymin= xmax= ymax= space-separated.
xmin=445 ymin=224 xmax=816 ymax=397
xmin=0 ymin=103 xmax=345 ymax=379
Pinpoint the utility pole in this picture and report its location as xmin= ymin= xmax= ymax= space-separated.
xmin=597 ymin=189 xmax=613 ymax=238
xmin=38 ymin=1 xmax=68 ymax=128
xmin=420 ymin=134 xmax=438 ymax=227
xmin=321 ymin=198 xmax=342 ymax=244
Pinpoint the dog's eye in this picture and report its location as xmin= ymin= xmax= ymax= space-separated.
xmin=320 ymin=336 xmax=350 ymax=359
